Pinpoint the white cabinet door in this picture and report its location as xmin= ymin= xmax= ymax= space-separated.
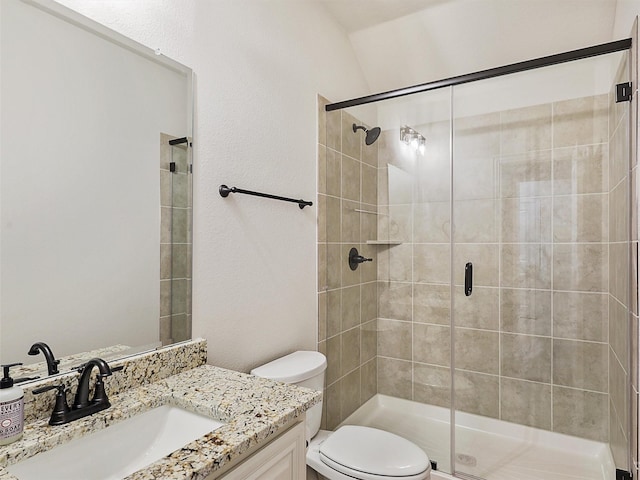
xmin=217 ymin=421 xmax=305 ymax=480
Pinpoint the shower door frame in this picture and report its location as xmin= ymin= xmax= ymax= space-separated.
xmin=325 ymin=37 xmax=635 ymax=480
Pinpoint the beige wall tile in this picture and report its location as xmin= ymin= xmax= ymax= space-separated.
xmin=326 ymin=110 xmax=341 ymax=152
xmin=318 ymin=244 xmax=327 ymax=290
xmin=326 ymin=195 xmax=341 ymax=242
xmin=317 ymin=195 xmax=327 ymax=243
xmin=499 ymin=151 xmax=552 ymax=198
xmin=326 ymin=288 xmax=341 ymax=338
xmin=501 ymin=333 xmax=551 ymax=383
xmin=554 ymin=194 xmax=608 ymax=242
xmin=414 ymin=363 xmax=451 ymax=408
xmin=455 ymin=328 xmax=499 ymax=374
xmin=326 ymin=335 xmax=341 ymax=385
xmin=553 ymin=145 xmax=608 ymax=195
xmin=500 ymin=378 xmax=551 ymax=430
xmin=553 ymin=292 xmax=607 ymax=342
xmin=388 ymin=205 xmax=413 ymax=242
xmin=610 ymin=297 xmax=630 ymax=367
xmin=362 ymin=137 xmax=379 ymax=168
xmin=378 ymin=357 xmax=412 ymax=400
xmin=415 ymin=244 xmax=451 ymax=284
xmin=325 ymin=382 xmax=341 ymax=430
xmin=609 ymin=242 xmax=629 ymax=304
xmin=553 ymin=244 xmax=608 ymax=292
xmin=500 ymin=104 xmax=552 ymax=155
xmin=341 ymin=285 xmax=360 ymax=331
xmin=318 ymin=292 xmax=327 ymax=342
xmin=454 ymin=286 xmax=499 ymax=330
xmin=454 ymin=112 xmax=501 ymax=159
xmin=377 ymin=319 xmax=412 ymax=360
xmin=553 ymin=94 xmax=608 ymax=148
xmin=414 ymin=202 xmax=450 ymax=243
xmin=500 ymin=243 xmax=552 ymax=289
xmin=610 ymin=402 xmax=628 ymax=469
xmin=361 ymin=359 xmax=377 ymax=404
xmin=379 ymin=281 xmax=412 ymax=321
xmin=608 ymin=350 xmax=629 ymax=436
xmin=414 ymin=283 xmax=450 ymax=325
xmin=361 ymin=319 xmax=377 ymax=363
xmin=317 ymin=95 xmax=328 ymax=147
xmin=362 ymin=164 xmax=377 ymax=205
xmin=341 ymin=199 xmax=360 ymax=243
xmin=553 ymin=339 xmax=608 ymax=392
xmin=453 ymin=156 xmax=497 ymax=201
xmin=414 ymin=323 xmax=451 ymax=366
xmin=342 ymin=111 xmax=361 ymax=160
xmin=326 ymin=148 xmax=341 ymax=198
xmin=389 ymin=243 xmax=413 ymax=282
xmin=501 ymin=197 xmax=552 ymax=243
xmin=454 ymin=244 xmax=499 ymax=287
xmin=342 ymin=155 xmax=361 ymax=202
xmin=361 ymin=282 xmax=377 ymax=323
xmin=341 ymin=327 xmax=361 ymax=376
xmin=501 ymin=288 xmax=551 ymax=336
xmin=610 ymin=111 xmax=630 ymax=190
xmin=326 ymin=244 xmax=341 ymax=289
xmin=553 ymin=386 xmax=608 ymax=442
xmin=361 ymin=208 xmax=377 ymax=243
xmin=455 ymin=370 xmax=499 ymax=419
xmin=454 ymin=199 xmax=498 ymax=243
xmin=610 ymin=180 xmax=629 ymax=243
xmin=341 ymin=244 xmax=361 ymax=287
xmin=359 ymin=244 xmax=378 ymax=283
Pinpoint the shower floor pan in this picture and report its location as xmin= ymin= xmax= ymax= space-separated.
xmin=338 ymin=394 xmax=614 ymax=480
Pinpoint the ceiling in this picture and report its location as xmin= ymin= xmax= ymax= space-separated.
xmin=319 ymin=0 xmax=446 ymax=33
xmin=317 ymin=0 xmax=627 ymax=95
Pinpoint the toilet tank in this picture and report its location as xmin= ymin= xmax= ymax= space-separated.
xmin=251 ymin=351 xmax=326 ymax=440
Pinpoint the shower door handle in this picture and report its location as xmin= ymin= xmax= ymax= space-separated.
xmin=465 ymin=262 xmax=473 ymax=296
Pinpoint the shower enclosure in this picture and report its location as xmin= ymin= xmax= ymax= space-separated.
xmin=317 ymin=39 xmax=635 ymax=480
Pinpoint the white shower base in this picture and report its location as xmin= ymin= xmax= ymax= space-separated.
xmin=338 ymin=394 xmax=614 ymax=480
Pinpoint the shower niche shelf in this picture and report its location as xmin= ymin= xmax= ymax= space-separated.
xmin=366 ymin=240 xmax=403 ymax=245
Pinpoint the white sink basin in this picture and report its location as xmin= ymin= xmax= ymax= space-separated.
xmin=8 ymin=405 xmax=226 ymax=480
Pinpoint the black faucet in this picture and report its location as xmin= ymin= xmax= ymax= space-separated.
xmin=28 ymin=342 xmax=60 ymax=375
xmin=33 ymin=358 xmax=122 ymax=425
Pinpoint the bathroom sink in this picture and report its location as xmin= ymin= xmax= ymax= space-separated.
xmin=8 ymin=405 xmax=226 ymax=480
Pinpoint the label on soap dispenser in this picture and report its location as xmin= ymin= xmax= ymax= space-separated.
xmin=0 ymin=396 xmax=24 ymax=439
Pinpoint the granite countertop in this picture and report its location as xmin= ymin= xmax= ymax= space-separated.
xmin=0 ymin=364 xmax=321 ymax=480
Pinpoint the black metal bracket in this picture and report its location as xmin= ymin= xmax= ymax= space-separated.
xmin=168 ymin=137 xmax=189 ymax=146
xmin=219 ymin=185 xmax=313 ymax=209
xmin=616 ymin=468 xmax=633 ymax=480
xmin=169 ymin=162 xmax=176 ymax=172
xmin=616 ymin=82 xmax=632 ymax=103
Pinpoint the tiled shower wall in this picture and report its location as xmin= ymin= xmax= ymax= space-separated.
xmin=160 ymin=134 xmax=192 ymax=346
xmin=376 ymin=93 xmax=620 ymax=443
xmin=317 ymin=96 xmax=379 ymax=430
xmin=318 ymin=73 xmax=635 ymax=459
xmin=609 ymin=55 xmax=632 ymax=468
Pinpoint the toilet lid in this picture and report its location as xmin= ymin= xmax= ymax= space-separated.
xmin=319 ymin=426 xmax=429 ymax=478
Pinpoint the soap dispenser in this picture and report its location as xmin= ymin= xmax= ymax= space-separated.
xmin=0 ymin=363 xmax=24 ymax=445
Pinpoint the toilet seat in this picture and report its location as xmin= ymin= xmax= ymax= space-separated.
xmin=314 ymin=426 xmax=430 ymax=480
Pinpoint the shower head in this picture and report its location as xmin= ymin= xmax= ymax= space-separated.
xmin=353 ymin=124 xmax=381 ymax=146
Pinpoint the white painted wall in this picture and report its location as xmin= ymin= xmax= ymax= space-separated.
xmin=346 ymin=0 xmax=621 ymax=95
xmin=54 ymin=0 xmax=370 ymax=372
xmin=614 ymin=0 xmax=640 ymax=39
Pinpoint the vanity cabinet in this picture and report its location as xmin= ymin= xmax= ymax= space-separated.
xmin=213 ymin=420 xmax=306 ymax=480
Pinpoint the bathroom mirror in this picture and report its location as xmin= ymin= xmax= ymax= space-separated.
xmin=0 ymin=0 xmax=193 ymax=380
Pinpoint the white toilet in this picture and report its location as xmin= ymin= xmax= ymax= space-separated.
xmin=251 ymin=351 xmax=431 ymax=480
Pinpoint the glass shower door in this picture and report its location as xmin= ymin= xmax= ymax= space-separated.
xmin=451 ymin=51 xmax=630 ymax=480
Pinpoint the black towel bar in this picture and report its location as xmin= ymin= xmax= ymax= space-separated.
xmin=219 ymin=185 xmax=313 ymax=209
